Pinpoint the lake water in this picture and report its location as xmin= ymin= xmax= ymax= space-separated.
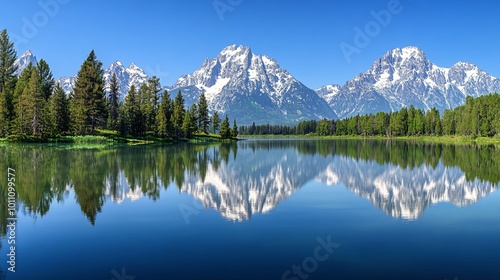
xmin=1 ymin=139 xmax=500 ymax=280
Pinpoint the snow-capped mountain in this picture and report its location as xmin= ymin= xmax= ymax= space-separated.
xmin=319 ymin=46 xmax=500 ymax=118
xmin=21 ymin=45 xmax=500 ymax=123
xmin=102 ymin=61 xmax=149 ymax=98
xmin=14 ymin=50 xmax=38 ymax=75
xmin=57 ymin=75 xmax=77 ymax=93
xmin=316 ymin=84 xmax=341 ymax=105
xmin=169 ymin=45 xmax=337 ymax=125
xmin=57 ymin=61 xmax=149 ymax=99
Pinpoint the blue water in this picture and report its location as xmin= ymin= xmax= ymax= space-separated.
xmin=1 ymin=140 xmax=499 ymax=280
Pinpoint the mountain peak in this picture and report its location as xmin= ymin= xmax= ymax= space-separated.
xmin=384 ymin=46 xmax=427 ymax=61
xmin=170 ymin=45 xmax=337 ymax=124
xmin=58 ymin=60 xmax=149 ymax=101
xmin=218 ymin=44 xmax=252 ymax=60
xmin=128 ymin=62 xmax=140 ymax=69
xmin=111 ymin=61 xmax=124 ymax=67
xmin=21 ymin=50 xmax=34 ymax=57
xmin=221 ymin=44 xmax=251 ymax=53
xmin=452 ymin=61 xmax=478 ymax=69
xmin=14 ymin=50 xmax=38 ymax=75
xmin=320 ymin=46 xmax=500 ymax=119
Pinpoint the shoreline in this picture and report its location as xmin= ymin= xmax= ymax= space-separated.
xmin=0 ymin=132 xmax=239 ymax=146
xmin=2 ymin=134 xmax=500 ymax=146
xmin=239 ymin=134 xmax=500 ymax=145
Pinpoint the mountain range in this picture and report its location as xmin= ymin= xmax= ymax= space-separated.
xmin=318 ymin=46 xmax=500 ymax=118
xmin=14 ymin=45 xmax=500 ymax=124
xmin=14 ymin=51 xmax=149 ymax=100
xmin=167 ymin=45 xmax=337 ymax=124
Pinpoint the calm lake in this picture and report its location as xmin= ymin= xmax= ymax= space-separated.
xmin=1 ymin=139 xmax=500 ymax=280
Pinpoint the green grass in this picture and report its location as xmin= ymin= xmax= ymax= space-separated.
xmin=1 ymin=129 xmax=238 ymax=145
xmin=239 ymin=134 xmax=500 ymax=145
xmin=190 ymin=131 xmax=238 ymax=143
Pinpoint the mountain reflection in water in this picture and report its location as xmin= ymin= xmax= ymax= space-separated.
xmin=0 ymin=140 xmax=498 ymax=235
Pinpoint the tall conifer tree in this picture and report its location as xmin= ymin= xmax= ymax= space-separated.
xmin=219 ymin=114 xmax=230 ymax=139
xmin=171 ymin=91 xmax=185 ymax=138
xmin=156 ymin=90 xmax=173 ymax=138
xmin=0 ymin=29 xmax=18 ymax=136
xmin=107 ymin=73 xmax=120 ymax=130
xmin=211 ymin=111 xmax=221 ymax=134
xmin=70 ymin=50 xmax=107 ymax=134
xmin=50 ymin=83 xmax=70 ymax=135
xmin=197 ymin=93 xmax=210 ymax=132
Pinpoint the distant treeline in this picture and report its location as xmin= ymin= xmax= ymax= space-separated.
xmin=0 ymin=29 xmax=238 ymax=140
xmin=240 ymin=93 xmax=500 ymax=138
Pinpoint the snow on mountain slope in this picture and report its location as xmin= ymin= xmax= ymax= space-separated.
xmin=169 ymin=45 xmax=337 ymax=125
xmin=319 ymin=46 xmax=500 ymax=118
xmin=56 ymin=61 xmax=149 ymax=100
xmin=14 ymin=50 xmax=38 ymax=75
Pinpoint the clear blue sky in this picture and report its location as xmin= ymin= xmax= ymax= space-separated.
xmin=1 ymin=0 xmax=499 ymax=89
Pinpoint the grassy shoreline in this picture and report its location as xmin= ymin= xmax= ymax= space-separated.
xmin=239 ymin=134 xmax=500 ymax=145
xmin=0 ymin=130 xmax=238 ymax=146
xmin=3 ymin=132 xmax=499 ymax=146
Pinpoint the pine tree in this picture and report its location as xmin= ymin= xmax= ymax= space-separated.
xmin=15 ymin=71 xmax=36 ymax=137
xmin=118 ymin=102 xmax=128 ymax=136
xmin=136 ymin=83 xmax=149 ymax=135
xmin=211 ymin=110 xmax=221 ymax=134
xmin=31 ymin=69 xmax=47 ymax=138
xmin=171 ymin=91 xmax=185 ymax=138
xmin=37 ymin=59 xmax=54 ymax=100
xmin=398 ymin=107 xmax=408 ymax=136
xmin=0 ymin=29 xmax=18 ymax=136
xmin=49 ymin=83 xmax=70 ymax=135
xmin=231 ymin=119 xmax=238 ymax=138
xmin=407 ymin=105 xmax=416 ymax=136
xmin=219 ymin=114 xmax=230 ymax=139
xmin=182 ymin=106 xmax=198 ymax=138
xmin=15 ymin=68 xmax=47 ymax=137
xmin=441 ymin=109 xmax=455 ymax=135
xmin=197 ymin=93 xmax=210 ymax=132
xmin=143 ymin=76 xmax=160 ymax=133
xmin=11 ymin=64 xmax=33 ymax=131
xmin=70 ymin=50 xmax=107 ymax=135
xmin=316 ymin=119 xmax=329 ymax=136
xmin=435 ymin=116 xmax=442 ymax=136
xmin=414 ymin=109 xmax=425 ymax=136
xmin=156 ymin=90 xmax=173 ymax=138
xmin=107 ymin=73 xmax=120 ymax=130
xmin=123 ymin=85 xmax=140 ymax=136
xmin=190 ymin=103 xmax=198 ymax=131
